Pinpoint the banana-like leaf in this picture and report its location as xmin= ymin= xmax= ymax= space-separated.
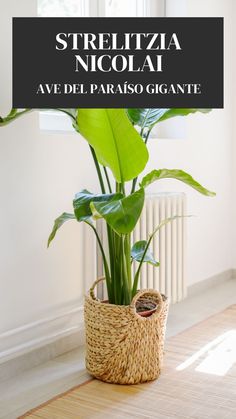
xmin=127 ymin=108 xmax=211 ymax=129
xmin=76 ymin=109 xmax=149 ymax=182
xmin=73 ymin=189 xmax=123 ymax=221
xmin=48 ymin=212 xmax=75 ymax=247
xmin=131 ymin=240 xmax=159 ymax=267
xmin=91 ymin=188 xmax=145 ymax=235
xmin=140 ymin=169 xmax=216 ymax=197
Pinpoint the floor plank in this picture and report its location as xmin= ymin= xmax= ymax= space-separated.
xmin=21 ymin=305 xmax=236 ymax=419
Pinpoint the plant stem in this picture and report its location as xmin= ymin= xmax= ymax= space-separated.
xmin=131 ymin=127 xmax=144 ymax=194
xmin=0 ymin=109 xmax=33 ymax=127
xmin=106 ymin=224 xmax=115 ymax=299
xmin=88 ymin=145 xmax=117 ymax=303
xmin=116 ymin=181 xmax=125 ymax=196
xmin=88 ymin=148 xmax=130 ymax=304
xmin=124 ymin=234 xmax=132 ymax=290
xmin=113 ymin=231 xmax=122 ymax=304
xmin=85 ymin=221 xmax=112 ymax=298
xmin=89 ymin=146 xmax=106 ymax=194
xmin=144 ymin=128 xmax=152 ymax=145
xmin=120 ymin=235 xmax=130 ymax=305
xmin=131 ymin=177 xmax=138 ymax=194
xmin=103 ymin=166 xmax=112 ymax=193
xmin=116 ymin=182 xmax=120 ymax=193
xmin=132 ymin=234 xmax=152 ymax=297
xmin=100 ymin=166 xmax=114 ymax=302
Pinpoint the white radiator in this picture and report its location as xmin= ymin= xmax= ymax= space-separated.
xmin=132 ymin=193 xmax=187 ymax=303
xmin=84 ymin=193 xmax=187 ymax=304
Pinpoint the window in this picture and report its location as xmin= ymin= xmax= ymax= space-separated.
xmin=38 ymin=0 xmax=89 ymax=17
xmin=38 ymin=0 xmax=186 ymax=139
xmin=99 ymin=0 xmax=164 ymax=18
xmin=38 ymin=0 xmax=166 ymax=18
xmin=101 ymin=0 xmax=143 ymax=17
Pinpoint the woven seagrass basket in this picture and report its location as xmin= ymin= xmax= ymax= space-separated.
xmin=84 ymin=277 xmax=169 ymax=384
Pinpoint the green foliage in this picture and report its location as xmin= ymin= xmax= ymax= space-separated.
xmin=127 ymin=108 xmax=211 ymax=129
xmin=48 ymin=213 xmax=75 ymax=247
xmin=132 ymin=215 xmax=186 ymax=296
xmin=140 ymin=169 xmax=216 ymax=197
xmin=0 ymin=108 xmax=77 ymax=127
xmin=91 ymin=188 xmax=145 ymax=235
xmin=127 ymin=108 xmax=168 ymax=128
xmin=1 ymin=107 xmax=215 ymax=305
xmin=0 ymin=108 xmax=32 ymax=126
xmin=76 ymin=109 xmax=149 ymax=182
xmin=73 ymin=189 xmax=122 ymax=221
xmin=131 ymin=240 xmax=159 ymax=267
xmin=156 ymin=108 xmax=211 ymax=123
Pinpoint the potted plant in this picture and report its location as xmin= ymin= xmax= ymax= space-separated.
xmin=0 ymin=107 xmax=215 ymax=384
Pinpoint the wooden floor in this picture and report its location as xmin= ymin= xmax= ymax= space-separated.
xmin=21 ymin=306 xmax=236 ymax=419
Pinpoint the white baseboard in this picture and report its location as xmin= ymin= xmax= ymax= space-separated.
xmin=187 ymin=269 xmax=235 ymax=298
xmin=0 ymin=301 xmax=84 ymax=366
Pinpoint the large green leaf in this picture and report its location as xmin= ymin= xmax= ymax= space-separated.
xmin=140 ymin=169 xmax=216 ymax=197
xmin=90 ymin=188 xmax=145 ymax=235
xmin=73 ymin=189 xmax=123 ymax=221
xmin=76 ymin=109 xmax=149 ymax=182
xmin=127 ymin=108 xmax=211 ymax=129
xmin=48 ymin=213 xmax=75 ymax=247
xmin=131 ymin=240 xmax=159 ymax=267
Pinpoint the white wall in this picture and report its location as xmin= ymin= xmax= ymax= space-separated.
xmin=0 ymin=0 xmax=234 ymax=336
xmin=232 ymin=0 xmax=236 ymax=269
xmin=0 ymin=0 xmax=99 ymax=334
xmin=157 ymin=0 xmax=234 ymax=284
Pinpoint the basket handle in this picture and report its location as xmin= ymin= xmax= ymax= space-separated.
xmin=90 ymin=279 xmax=164 ymax=317
xmin=89 ymin=277 xmax=105 ymax=301
xmin=130 ymin=289 xmax=163 ymax=317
